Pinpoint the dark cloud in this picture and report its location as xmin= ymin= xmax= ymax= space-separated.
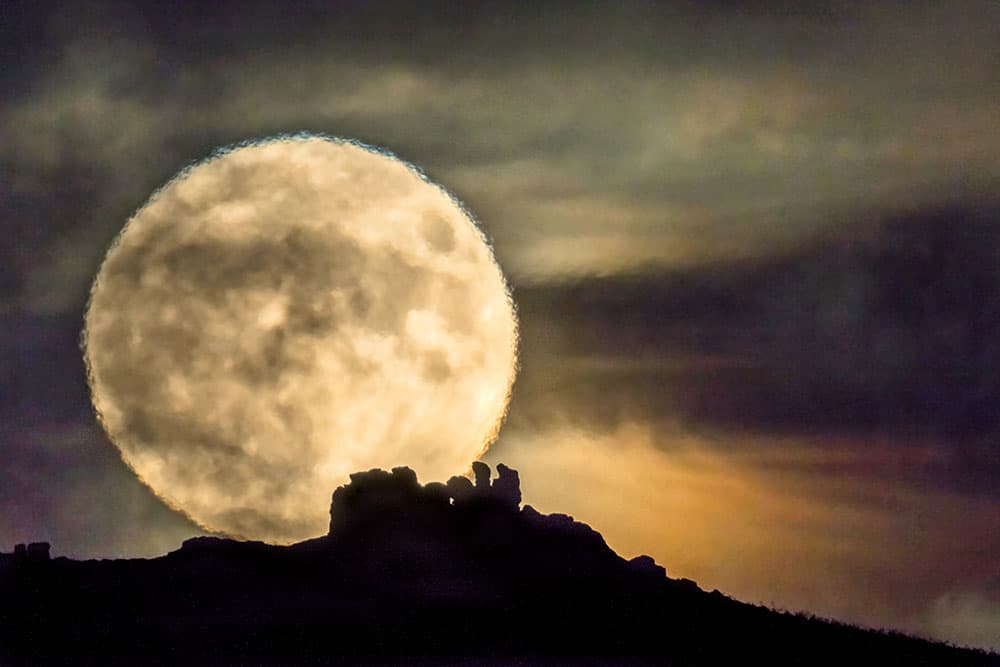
xmin=677 ymin=205 xmax=1000 ymax=442
xmin=1 ymin=314 xmax=91 ymax=426
xmin=512 ymin=202 xmax=1000 ymax=446
xmin=4 ymin=0 xmax=1000 ymax=299
xmin=0 ymin=160 xmax=104 ymax=310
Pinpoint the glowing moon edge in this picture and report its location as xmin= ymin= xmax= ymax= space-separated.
xmin=81 ymin=132 xmax=520 ymax=541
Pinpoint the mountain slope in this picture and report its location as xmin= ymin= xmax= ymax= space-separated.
xmin=1 ymin=463 xmax=996 ymax=666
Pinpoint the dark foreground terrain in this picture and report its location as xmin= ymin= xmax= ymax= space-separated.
xmin=2 ymin=463 xmax=996 ymax=666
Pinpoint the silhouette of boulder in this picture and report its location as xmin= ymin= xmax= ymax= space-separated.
xmin=521 ymin=504 xmax=544 ymax=522
xmin=27 ymin=543 xmax=50 ymax=562
xmin=391 ymin=466 xmax=419 ymax=488
xmin=493 ymin=463 xmax=521 ymax=507
xmin=628 ymin=554 xmax=665 ymax=578
xmin=446 ymin=475 xmax=474 ymax=502
xmin=471 ymin=460 xmax=490 ymax=490
xmin=181 ymin=536 xmax=229 ymax=552
xmin=676 ymin=577 xmax=701 ymax=592
xmin=423 ymin=481 xmax=449 ymax=502
xmin=329 ymin=467 xmax=432 ymax=533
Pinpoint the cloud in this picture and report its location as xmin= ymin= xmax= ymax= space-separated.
xmin=4 ymin=1 xmax=1000 ymax=317
xmin=0 ymin=421 xmax=202 ymax=559
xmin=513 ymin=203 xmax=1000 ymax=444
xmin=488 ymin=423 xmax=1000 ymax=650
xmin=926 ymin=585 xmax=1000 ymax=650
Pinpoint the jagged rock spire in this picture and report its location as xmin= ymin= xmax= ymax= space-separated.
xmin=471 ymin=461 xmax=491 ymax=490
xmin=493 ymin=463 xmax=521 ymax=508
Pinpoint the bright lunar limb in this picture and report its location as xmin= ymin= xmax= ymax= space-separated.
xmin=84 ymin=135 xmax=518 ymax=544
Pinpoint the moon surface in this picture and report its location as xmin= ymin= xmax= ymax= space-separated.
xmin=84 ymin=135 xmax=518 ymax=543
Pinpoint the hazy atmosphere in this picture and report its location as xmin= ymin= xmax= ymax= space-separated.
xmin=3 ymin=1 xmax=1000 ymax=650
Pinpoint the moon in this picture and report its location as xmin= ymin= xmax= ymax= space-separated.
xmin=83 ymin=135 xmax=518 ymax=544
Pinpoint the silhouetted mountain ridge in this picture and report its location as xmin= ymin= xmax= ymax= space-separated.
xmin=1 ymin=464 xmax=996 ymax=666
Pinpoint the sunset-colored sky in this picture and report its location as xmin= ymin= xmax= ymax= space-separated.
xmin=3 ymin=1 xmax=1000 ymax=650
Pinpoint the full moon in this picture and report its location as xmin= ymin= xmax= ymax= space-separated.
xmin=84 ymin=135 xmax=518 ymax=543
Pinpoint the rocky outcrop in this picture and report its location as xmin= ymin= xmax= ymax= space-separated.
xmin=628 ymin=554 xmax=666 ymax=578
xmin=471 ymin=461 xmax=491 ymax=490
xmin=493 ymin=463 xmax=521 ymax=508
xmin=1 ymin=543 xmax=50 ymax=565
xmin=446 ymin=475 xmax=474 ymax=502
xmin=0 ymin=542 xmax=52 ymax=573
xmin=328 ymin=462 xmax=523 ymax=534
xmin=329 ymin=466 xmax=446 ymax=534
xmin=26 ymin=543 xmax=50 ymax=561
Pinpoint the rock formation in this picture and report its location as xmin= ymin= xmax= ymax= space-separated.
xmin=471 ymin=460 xmax=491 ymax=490
xmin=2 ymin=464 xmax=993 ymax=667
xmin=493 ymin=463 xmax=521 ymax=507
xmin=329 ymin=461 xmax=523 ymax=534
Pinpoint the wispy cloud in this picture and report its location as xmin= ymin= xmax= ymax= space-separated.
xmin=4 ymin=1 xmax=1000 ymax=312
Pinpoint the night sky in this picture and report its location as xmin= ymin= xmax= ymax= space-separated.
xmin=4 ymin=1 xmax=1000 ymax=650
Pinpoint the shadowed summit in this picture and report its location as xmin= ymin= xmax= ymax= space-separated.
xmin=2 ymin=463 xmax=996 ymax=666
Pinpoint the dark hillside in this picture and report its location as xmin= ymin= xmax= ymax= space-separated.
xmin=2 ymin=463 xmax=996 ymax=666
